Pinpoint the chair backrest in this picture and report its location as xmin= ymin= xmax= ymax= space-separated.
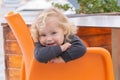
xmin=5 ymin=11 xmax=34 ymax=79
xmin=5 ymin=12 xmax=114 ymax=80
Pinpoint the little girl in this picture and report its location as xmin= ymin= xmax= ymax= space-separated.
xmin=30 ymin=8 xmax=86 ymax=63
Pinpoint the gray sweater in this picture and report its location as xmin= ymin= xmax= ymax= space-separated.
xmin=34 ymin=35 xmax=86 ymax=63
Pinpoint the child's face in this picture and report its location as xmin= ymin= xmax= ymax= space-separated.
xmin=39 ymin=18 xmax=65 ymax=46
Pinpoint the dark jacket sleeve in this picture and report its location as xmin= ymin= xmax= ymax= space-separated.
xmin=34 ymin=42 xmax=62 ymax=63
xmin=60 ymin=35 xmax=86 ymax=62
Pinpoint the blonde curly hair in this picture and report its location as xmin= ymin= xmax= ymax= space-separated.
xmin=30 ymin=8 xmax=78 ymax=42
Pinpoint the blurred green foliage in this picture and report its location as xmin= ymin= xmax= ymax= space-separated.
xmin=52 ymin=2 xmax=72 ymax=11
xmin=77 ymin=0 xmax=120 ymax=14
xmin=52 ymin=0 xmax=120 ymax=14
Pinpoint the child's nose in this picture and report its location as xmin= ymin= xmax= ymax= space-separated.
xmin=46 ymin=36 xmax=52 ymax=41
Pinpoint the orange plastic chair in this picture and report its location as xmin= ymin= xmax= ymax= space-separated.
xmin=5 ymin=11 xmax=114 ymax=80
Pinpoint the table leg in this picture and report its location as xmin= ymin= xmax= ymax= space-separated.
xmin=112 ymin=29 xmax=120 ymax=80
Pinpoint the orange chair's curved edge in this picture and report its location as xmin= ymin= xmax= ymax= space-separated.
xmin=4 ymin=11 xmax=15 ymax=17
xmin=86 ymin=47 xmax=114 ymax=80
xmin=87 ymin=47 xmax=111 ymax=57
xmin=7 ymin=11 xmax=14 ymax=15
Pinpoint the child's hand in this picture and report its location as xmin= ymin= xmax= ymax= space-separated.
xmin=49 ymin=57 xmax=65 ymax=64
xmin=60 ymin=42 xmax=71 ymax=52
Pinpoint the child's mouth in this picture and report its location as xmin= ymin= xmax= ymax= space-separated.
xmin=46 ymin=43 xmax=56 ymax=46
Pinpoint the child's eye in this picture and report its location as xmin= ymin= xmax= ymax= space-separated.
xmin=52 ymin=32 xmax=57 ymax=35
xmin=40 ymin=34 xmax=46 ymax=37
